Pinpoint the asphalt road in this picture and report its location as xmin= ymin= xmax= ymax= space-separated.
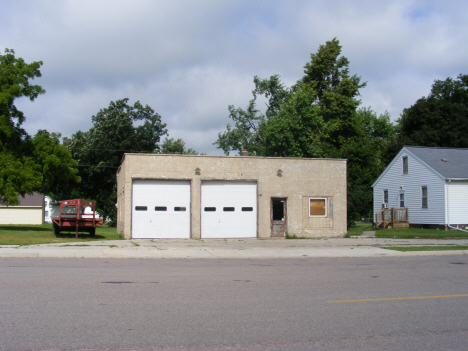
xmin=2 ymin=256 xmax=468 ymax=350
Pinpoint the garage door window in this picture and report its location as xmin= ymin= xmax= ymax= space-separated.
xmin=242 ymin=207 xmax=253 ymax=211
xmin=174 ymin=207 xmax=186 ymax=212
xmin=223 ymin=207 xmax=235 ymax=211
xmin=204 ymin=207 xmax=216 ymax=211
xmin=309 ymin=198 xmax=327 ymax=217
xmin=155 ymin=206 xmax=167 ymax=211
xmin=135 ymin=206 xmax=147 ymax=211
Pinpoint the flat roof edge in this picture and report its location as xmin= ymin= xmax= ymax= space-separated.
xmin=122 ymin=153 xmax=347 ymax=161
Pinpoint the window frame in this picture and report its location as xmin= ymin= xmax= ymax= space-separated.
xmin=421 ymin=186 xmax=428 ymax=209
xmin=402 ymin=156 xmax=408 ymax=174
xmin=399 ymin=192 xmax=405 ymax=208
xmin=383 ymin=189 xmax=389 ymax=204
xmin=308 ymin=197 xmax=328 ymax=218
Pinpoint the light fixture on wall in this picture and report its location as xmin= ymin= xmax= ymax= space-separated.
xmin=277 ymin=169 xmax=283 ymax=177
xmin=195 ymin=167 xmax=201 ymax=175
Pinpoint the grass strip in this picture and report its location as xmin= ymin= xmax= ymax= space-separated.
xmin=384 ymin=246 xmax=468 ymax=252
xmin=375 ymin=228 xmax=468 ymax=239
xmin=0 ymin=223 xmax=123 ymax=245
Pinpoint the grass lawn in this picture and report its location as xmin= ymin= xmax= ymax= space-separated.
xmin=346 ymin=222 xmax=373 ymax=237
xmin=384 ymin=246 xmax=468 ymax=252
xmin=0 ymin=223 xmax=123 ymax=246
xmin=375 ymin=227 xmax=468 ymax=239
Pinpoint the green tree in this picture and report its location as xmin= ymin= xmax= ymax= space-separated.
xmin=215 ymin=39 xmax=394 ymax=226
xmin=0 ymin=49 xmax=79 ymax=204
xmin=64 ymin=99 xmax=168 ymax=222
xmin=339 ymin=108 xmax=395 ymax=220
xmin=398 ymin=74 xmax=468 ymax=146
xmin=30 ymin=130 xmax=80 ymax=200
xmin=161 ymin=137 xmax=203 ymax=155
xmin=214 ymin=75 xmax=291 ymax=155
xmin=383 ymin=74 xmax=468 ymax=166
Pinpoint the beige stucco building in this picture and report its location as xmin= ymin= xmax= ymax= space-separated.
xmin=117 ymin=154 xmax=347 ymax=239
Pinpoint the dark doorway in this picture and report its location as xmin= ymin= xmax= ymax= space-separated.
xmin=271 ymin=198 xmax=287 ymax=237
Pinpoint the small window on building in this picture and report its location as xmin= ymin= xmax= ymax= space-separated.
xmin=422 ymin=186 xmax=428 ymax=208
xmin=155 ymin=206 xmax=167 ymax=211
xmin=242 ymin=207 xmax=253 ymax=212
xmin=204 ymin=207 xmax=216 ymax=212
xmin=399 ymin=193 xmax=405 ymax=208
xmin=383 ymin=190 xmax=388 ymax=204
xmin=135 ymin=206 xmax=147 ymax=211
xmin=309 ymin=198 xmax=327 ymax=217
xmin=223 ymin=207 xmax=235 ymax=211
xmin=402 ymin=156 xmax=408 ymax=174
xmin=174 ymin=207 xmax=186 ymax=212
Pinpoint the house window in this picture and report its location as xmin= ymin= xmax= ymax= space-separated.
xmin=422 ymin=186 xmax=428 ymax=208
xmin=383 ymin=190 xmax=388 ymax=204
xmin=309 ymin=198 xmax=327 ymax=217
xmin=399 ymin=193 xmax=405 ymax=208
xmin=402 ymin=156 xmax=408 ymax=174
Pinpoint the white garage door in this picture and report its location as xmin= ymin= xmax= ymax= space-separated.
xmin=201 ymin=181 xmax=257 ymax=238
xmin=132 ymin=180 xmax=190 ymax=238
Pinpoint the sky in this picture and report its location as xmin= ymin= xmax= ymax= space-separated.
xmin=2 ymin=0 xmax=467 ymax=155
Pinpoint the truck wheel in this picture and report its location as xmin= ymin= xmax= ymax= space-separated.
xmin=89 ymin=227 xmax=96 ymax=236
xmin=53 ymin=223 xmax=60 ymax=235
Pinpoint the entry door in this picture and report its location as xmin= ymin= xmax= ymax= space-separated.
xmin=271 ymin=198 xmax=287 ymax=237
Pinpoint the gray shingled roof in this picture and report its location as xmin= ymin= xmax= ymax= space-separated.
xmin=406 ymin=146 xmax=468 ymax=179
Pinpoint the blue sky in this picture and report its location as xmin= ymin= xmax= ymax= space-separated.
xmin=2 ymin=0 xmax=467 ymax=155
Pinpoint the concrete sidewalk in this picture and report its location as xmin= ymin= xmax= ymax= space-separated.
xmin=1 ymin=237 xmax=468 ymax=259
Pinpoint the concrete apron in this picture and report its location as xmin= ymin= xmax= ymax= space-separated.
xmin=1 ymin=238 xmax=468 ymax=259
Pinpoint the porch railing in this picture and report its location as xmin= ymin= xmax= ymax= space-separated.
xmin=375 ymin=208 xmax=408 ymax=229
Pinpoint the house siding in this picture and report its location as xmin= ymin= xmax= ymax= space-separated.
xmin=447 ymin=180 xmax=468 ymax=225
xmin=0 ymin=207 xmax=43 ymax=225
xmin=373 ymin=149 xmax=445 ymax=225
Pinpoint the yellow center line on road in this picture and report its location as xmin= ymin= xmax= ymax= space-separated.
xmin=328 ymin=294 xmax=468 ymax=303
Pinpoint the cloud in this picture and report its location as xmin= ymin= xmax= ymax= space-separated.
xmin=5 ymin=0 xmax=468 ymax=155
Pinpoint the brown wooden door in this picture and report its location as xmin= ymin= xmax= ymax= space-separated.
xmin=271 ymin=198 xmax=287 ymax=237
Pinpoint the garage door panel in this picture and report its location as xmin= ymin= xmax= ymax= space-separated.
xmin=132 ymin=180 xmax=190 ymax=238
xmin=201 ymin=181 xmax=257 ymax=238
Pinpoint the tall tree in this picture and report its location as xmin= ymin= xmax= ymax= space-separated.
xmin=0 ymin=49 xmax=79 ymax=204
xmin=215 ymin=39 xmax=393 ymax=226
xmin=297 ymin=38 xmax=366 ymax=147
xmin=214 ymin=75 xmax=291 ymax=155
xmin=64 ymin=99 xmax=167 ymax=222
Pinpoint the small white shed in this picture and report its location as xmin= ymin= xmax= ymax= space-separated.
xmin=372 ymin=146 xmax=468 ymax=229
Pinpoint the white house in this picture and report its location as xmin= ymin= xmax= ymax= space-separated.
xmin=372 ymin=146 xmax=468 ymax=230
